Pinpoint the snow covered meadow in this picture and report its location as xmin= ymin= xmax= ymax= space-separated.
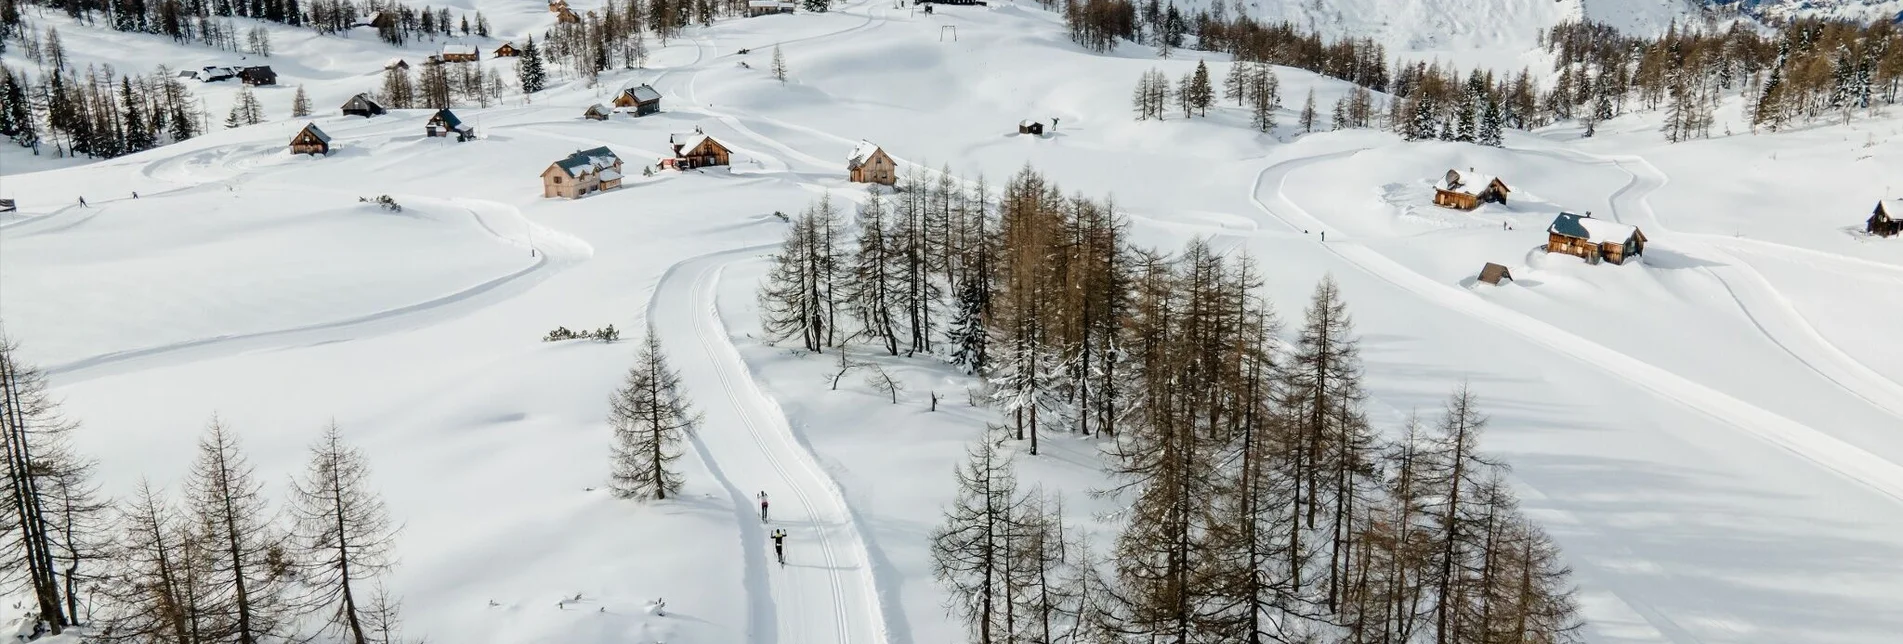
xmin=3 ymin=0 xmax=1903 ymax=642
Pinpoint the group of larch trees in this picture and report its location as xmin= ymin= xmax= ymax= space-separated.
xmin=752 ymin=163 xmax=1586 ymax=642
xmin=1 ymin=334 xmax=408 ymax=643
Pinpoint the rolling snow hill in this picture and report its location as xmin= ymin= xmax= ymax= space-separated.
xmin=4 ymin=1 xmax=1903 ymax=643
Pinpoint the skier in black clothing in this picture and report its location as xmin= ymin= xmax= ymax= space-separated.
xmin=770 ymin=529 xmax=788 ymax=565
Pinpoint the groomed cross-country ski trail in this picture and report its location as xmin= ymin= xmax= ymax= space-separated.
xmin=648 ymin=248 xmax=889 ymax=644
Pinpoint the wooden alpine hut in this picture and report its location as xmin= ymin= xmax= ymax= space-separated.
xmin=494 ymin=42 xmax=521 ymax=57
xmin=1869 ymin=201 xmax=1901 ymax=238
xmin=847 ymin=140 xmax=896 ymax=185
xmin=440 ymin=44 xmax=479 ymax=63
xmin=1018 ymin=120 xmax=1043 ymax=135
xmin=611 ymin=84 xmax=663 ymax=116
xmin=1433 ymin=169 xmax=1510 ymax=210
xmin=671 ymin=131 xmax=733 ymax=169
xmin=1545 ymin=212 xmax=1645 ymax=265
xmin=426 ymin=109 xmax=475 ymax=140
xmin=583 ymin=103 xmax=614 ymax=121
xmin=342 ymin=93 xmax=386 ymax=118
xmin=290 ymin=123 xmax=332 ymax=155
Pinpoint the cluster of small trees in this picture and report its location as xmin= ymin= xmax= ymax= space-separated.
xmin=536 ymin=0 xmax=649 ymax=87
xmin=0 ymin=29 xmax=208 ymax=158
xmin=1545 ymin=18 xmax=1903 ymax=138
xmin=356 ymin=2 xmax=493 ymax=46
xmin=377 ymin=58 xmax=511 ymax=110
xmin=1 ymin=336 xmax=408 ymax=643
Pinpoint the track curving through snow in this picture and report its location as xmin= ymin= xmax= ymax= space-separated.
xmin=648 ymin=247 xmax=892 ymax=644
xmin=1244 ymin=145 xmax=1903 ymax=506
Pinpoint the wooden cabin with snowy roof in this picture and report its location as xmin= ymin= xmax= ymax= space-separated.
xmin=1869 ymin=201 xmax=1901 ymax=238
xmin=670 ymin=132 xmax=732 ymax=169
xmin=1546 ymin=212 xmax=1645 ymax=265
xmin=1018 ymin=120 xmax=1043 ymax=135
xmin=611 ymin=84 xmax=663 ymax=116
xmin=440 ymin=44 xmax=479 ymax=63
xmin=493 ymin=42 xmax=521 ymax=57
xmin=1433 ymin=169 xmax=1510 ymax=210
xmin=342 ymin=93 xmax=385 ymax=118
xmin=238 ymin=66 xmax=277 ymax=86
xmin=583 ymin=103 xmax=614 ymax=121
xmin=426 ymin=109 xmax=475 ymax=140
xmin=747 ymin=0 xmax=796 ymax=16
xmin=290 ymin=123 xmax=332 ymax=155
xmin=385 ymin=58 xmax=410 ymax=70
xmin=541 ymin=147 xmax=625 ymax=199
xmin=847 ymin=141 xmax=896 ymax=185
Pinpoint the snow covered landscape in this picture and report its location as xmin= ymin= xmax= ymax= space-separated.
xmin=2 ymin=0 xmax=1902 ymax=642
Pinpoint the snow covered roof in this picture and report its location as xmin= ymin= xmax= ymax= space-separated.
xmin=748 ymin=0 xmax=794 ymax=6
xmin=299 ymin=123 xmax=331 ymax=143
xmin=599 ymin=168 xmax=623 ymax=181
xmin=1877 ymin=201 xmax=1897 ymax=219
xmin=624 ymin=84 xmax=662 ymax=103
xmin=587 ymin=103 xmax=613 ymax=114
xmin=553 ymin=146 xmax=621 ymax=177
xmin=442 ymin=44 xmax=477 ymax=56
xmin=1434 ymin=169 xmax=1506 ymax=197
xmin=848 ymin=140 xmax=884 ymax=169
xmin=672 ymin=133 xmax=709 ymax=152
xmin=1548 ymin=212 xmax=1640 ymax=245
xmin=1020 ymin=119 xmax=1038 ymax=127
xmin=429 ymin=109 xmax=468 ymax=131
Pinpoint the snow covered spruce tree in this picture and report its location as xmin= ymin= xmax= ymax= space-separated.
xmin=288 ymin=424 xmax=401 ymax=644
xmin=609 ymin=327 xmax=702 ymax=501
xmin=759 ymin=194 xmax=845 ymax=353
xmin=185 ymin=417 xmax=295 ymax=643
xmin=1 ymin=334 xmax=110 ymax=635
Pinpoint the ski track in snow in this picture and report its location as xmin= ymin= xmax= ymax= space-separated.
xmin=40 ymin=196 xmax=587 ymax=383
xmin=1243 ymin=146 xmax=1903 ymax=507
xmin=1514 ymin=146 xmax=1903 ymax=423
xmin=648 ymin=247 xmax=891 ymax=644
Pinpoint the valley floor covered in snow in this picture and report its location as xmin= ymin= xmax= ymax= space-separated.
xmin=3 ymin=1 xmax=1903 ymax=642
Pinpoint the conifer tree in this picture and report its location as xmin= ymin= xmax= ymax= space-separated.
xmin=292 ymin=85 xmax=312 ymax=117
xmin=929 ymin=434 xmax=1024 ymax=644
xmin=186 ymin=417 xmax=293 ymax=644
xmin=845 ymin=192 xmax=902 ymax=355
xmin=1 ymin=335 xmax=104 ymax=634
xmin=121 ymin=76 xmax=155 ymax=152
xmin=518 ymin=35 xmax=547 ymax=95
xmin=609 ymin=327 xmax=701 ymax=501
xmin=288 ymin=424 xmax=400 ymax=644
xmin=771 ymin=44 xmax=787 ymax=83
xmin=1299 ymin=87 xmax=1317 ymax=132
xmin=1186 ymin=59 xmax=1213 ymax=116
xmin=1247 ymin=64 xmax=1280 ymax=132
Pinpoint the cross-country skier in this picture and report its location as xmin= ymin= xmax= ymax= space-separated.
xmin=758 ymin=491 xmax=770 ymax=522
xmin=770 ymin=529 xmax=788 ymax=565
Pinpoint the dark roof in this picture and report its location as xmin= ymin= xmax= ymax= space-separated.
xmin=553 ymin=146 xmax=620 ymax=176
xmin=344 ymin=93 xmax=384 ymax=110
xmin=430 ymin=109 xmax=464 ymax=129
xmin=1478 ymin=263 xmax=1512 ymax=284
xmin=623 ymin=84 xmax=662 ymax=103
xmin=0 ymin=199 xmax=16 ymax=212
xmin=299 ymin=123 xmax=331 ymax=143
xmin=1548 ymin=212 xmax=1639 ymax=244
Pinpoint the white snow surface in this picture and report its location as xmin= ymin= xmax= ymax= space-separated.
xmin=5 ymin=2 xmax=1903 ymax=644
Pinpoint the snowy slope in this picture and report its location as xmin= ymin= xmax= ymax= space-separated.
xmin=5 ymin=2 xmax=1903 ymax=643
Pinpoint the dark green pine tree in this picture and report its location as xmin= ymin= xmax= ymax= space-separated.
xmin=121 ymin=77 xmax=153 ymax=153
xmin=517 ymin=36 xmax=547 ymax=95
xmin=945 ymin=277 xmax=989 ymax=375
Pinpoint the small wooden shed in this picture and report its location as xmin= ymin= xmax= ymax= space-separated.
xmin=290 ymin=123 xmax=331 ymax=155
xmin=583 ymin=104 xmax=613 ymax=121
xmin=611 ymin=84 xmax=662 ymax=116
xmin=494 ymin=42 xmax=521 ymax=57
xmin=747 ymin=0 xmax=796 ymax=16
xmin=1477 ymin=263 xmax=1513 ymax=285
xmin=385 ymin=58 xmax=410 ymax=70
xmin=1546 ymin=212 xmax=1645 ymax=265
xmin=1433 ymin=169 xmax=1510 ymax=210
xmin=847 ymin=140 xmax=896 ymax=185
xmin=1869 ymin=201 xmax=1901 ymax=238
xmin=342 ymin=93 xmax=385 ymax=118
xmin=1018 ymin=120 xmax=1044 ymax=135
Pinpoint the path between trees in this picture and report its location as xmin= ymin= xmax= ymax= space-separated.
xmin=646 ymin=247 xmax=891 ymax=644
